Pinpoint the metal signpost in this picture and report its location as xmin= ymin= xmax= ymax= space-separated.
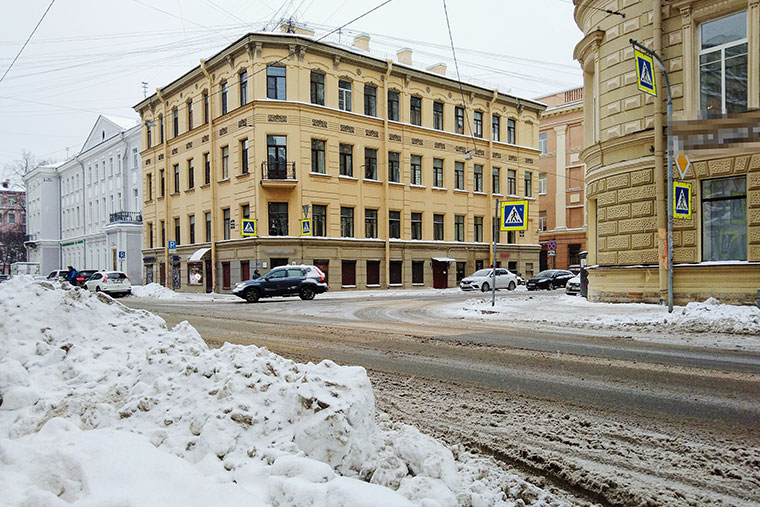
xmin=630 ymin=38 xmax=674 ymax=312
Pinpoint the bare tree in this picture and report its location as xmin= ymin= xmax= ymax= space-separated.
xmin=2 ymin=150 xmax=51 ymax=188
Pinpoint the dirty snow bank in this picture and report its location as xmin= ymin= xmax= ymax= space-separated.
xmin=0 ymin=278 xmax=560 ymax=507
xmin=130 ymin=282 xmax=184 ymax=299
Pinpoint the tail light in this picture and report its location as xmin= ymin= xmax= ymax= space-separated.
xmin=76 ymin=277 xmax=85 ymax=282
xmin=103 ymin=274 xmax=109 ymax=282
xmin=125 ymin=274 xmax=130 ymax=281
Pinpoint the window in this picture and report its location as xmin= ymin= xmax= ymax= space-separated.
xmin=388 ymin=90 xmax=399 ymax=121
xmin=241 ymin=204 xmax=250 ymax=219
xmin=455 ymin=106 xmax=464 ymax=134
xmin=187 ymin=159 xmax=194 ymax=189
xmin=389 ymin=260 xmax=402 ymax=285
xmin=221 ymin=82 xmax=228 ymax=115
xmin=148 ymin=222 xmax=154 ymax=248
xmin=203 ymin=153 xmax=210 ymax=185
xmin=454 ymin=215 xmax=465 ymax=241
xmin=409 ymin=96 xmax=422 ymax=126
xmin=159 ymin=169 xmax=165 ymax=197
xmin=205 ymin=212 xmax=211 ymax=242
xmin=507 ymin=118 xmax=516 ymax=144
xmin=339 ymin=144 xmax=353 ymax=177
xmin=311 ymin=139 xmax=326 ymax=174
xmin=433 ymin=102 xmax=444 ymax=130
xmin=568 ymin=244 xmax=581 ymax=267
xmin=159 ymin=116 xmax=164 ymax=144
xmin=411 ymin=212 xmax=422 ymax=240
xmin=187 ymin=101 xmax=194 ymax=131
xmin=508 ymin=169 xmax=516 ymax=195
xmin=433 ymin=158 xmax=443 ymax=187
xmin=539 ymin=173 xmax=547 ymax=194
xmin=389 ymin=210 xmax=401 ymax=239
xmin=146 ymin=124 xmax=152 ymax=148
xmin=433 ymin=214 xmax=444 ymax=241
xmin=266 ymin=135 xmax=287 ymax=177
xmin=203 ymin=93 xmax=209 ymax=124
xmin=267 ymin=66 xmax=286 ymax=100
xmin=268 ymin=202 xmax=288 ymax=236
xmin=412 ymin=260 xmax=424 ymax=285
xmin=340 ymin=207 xmax=354 ymax=237
xmin=173 ymin=164 xmax=180 ymax=194
xmin=539 ymin=133 xmax=548 ymax=154
xmin=474 ymin=165 xmax=483 ymax=192
xmin=222 ymin=208 xmax=230 ymax=240
xmin=312 ymin=204 xmax=326 ymax=236
xmin=411 ymin=155 xmax=422 ymax=185
xmin=524 ymin=172 xmax=532 ymax=197
xmin=454 ymin=161 xmax=465 ymax=190
xmin=310 ymin=71 xmax=324 ymax=105
xmin=699 ymin=11 xmax=748 ymax=116
xmin=239 ymin=70 xmax=248 ymax=106
xmin=473 ymin=111 xmax=483 ymax=138
xmin=174 ymin=217 xmax=181 ymax=245
xmin=338 ymin=80 xmax=352 ymax=111
xmin=388 ymin=152 xmax=400 ymax=182
xmin=365 ymin=148 xmax=378 ymax=180
xmin=538 ymin=211 xmax=547 ymax=231
xmin=189 ymin=215 xmax=195 ymax=244
xmin=173 ymin=108 xmax=179 ymax=137
xmin=221 ymin=146 xmax=229 ymax=179
xmin=474 ymin=216 xmax=483 ymax=242
xmin=160 ymin=220 xmax=165 ymax=246
xmin=342 ymin=260 xmax=357 ymax=287
xmin=364 ymin=85 xmax=376 ymax=116
xmin=366 ymin=260 xmax=380 ymax=286
xmin=492 ymin=167 xmax=500 ymax=194
xmin=492 ymin=115 xmax=500 ymax=141
xmin=240 ymin=139 xmax=249 ymax=174
xmin=702 ymin=176 xmax=746 ymax=261
xmin=147 ymin=173 xmax=153 ymax=200
xmin=365 ymin=208 xmax=377 ymax=238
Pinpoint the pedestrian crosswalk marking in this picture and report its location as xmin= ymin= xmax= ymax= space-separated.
xmin=241 ymin=218 xmax=257 ymax=237
xmin=243 ymin=221 xmax=255 ymax=234
xmin=505 ymin=206 xmax=522 ymax=224
xmin=676 ymin=189 xmax=687 ymax=211
xmin=639 ymin=63 xmax=653 ymax=87
xmin=499 ymin=201 xmax=528 ymax=231
xmin=673 ymin=182 xmax=692 ymax=219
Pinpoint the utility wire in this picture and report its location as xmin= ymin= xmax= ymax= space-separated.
xmin=0 ymin=0 xmax=56 ymax=84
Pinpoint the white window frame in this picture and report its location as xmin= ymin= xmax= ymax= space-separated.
xmin=539 ymin=173 xmax=547 ymax=195
xmin=538 ymin=133 xmax=548 ymax=154
xmin=698 ymin=11 xmax=748 ymax=116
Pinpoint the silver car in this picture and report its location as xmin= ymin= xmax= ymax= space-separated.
xmin=565 ymin=273 xmax=581 ymax=295
xmin=460 ymin=268 xmax=518 ymax=292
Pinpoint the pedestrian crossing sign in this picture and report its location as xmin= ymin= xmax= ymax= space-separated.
xmin=241 ymin=218 xmax=257 ymax=237
xmin=300 ymin=219 xmax=312 ymax=236
xmin=634 ymin=49 xmax=656 ymax=96
xmin=673 ymin=182 xmax=691 ymax=219
xmin=500 ymin=200 xmax=528 ymax=231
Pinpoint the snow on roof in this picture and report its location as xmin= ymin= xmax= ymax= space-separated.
xmin=103 ymin=114 xmax=139 ymax=130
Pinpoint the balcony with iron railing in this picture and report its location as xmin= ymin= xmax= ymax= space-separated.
xmin=109 ymin=211 xmax=142 ymax=224
xmin=261 ymin=161 xmax=297 ymax=188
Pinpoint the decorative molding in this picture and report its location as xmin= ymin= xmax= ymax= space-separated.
xmin=474 ymin=149 xmax=485 ymax=156
xmin=145 ymin=158 xmax=151 ymax=166
xmin=411 ymin=138 xmax=424 ymax=146
xmin=267 ymin=114 xmax=287 ymax=123
xmin=219 ymin=127 xmax=228 ymax=136
xmin=365 ymin=129 xmax=379 ymax=138
xmin=389 ymin=133 xmax=402 ymax=142
xmin=312 ymin=119 xmax=327 ymax=128
xmin=493 ymin=152 xmax=502 ymax=159
xmin=455 ymin=145 xmax=467 ymax=153
xmin=340 ymin=124 xmax=355 ymax=133
xmin=525 ymin=157 xmax=534 ymax=164
xmin=434 ymin=142 xmax=446 ymax=150
xmin=202 ymin=134 xmax=209 ymax=143
xmin=171 ymin=148 xmax=178 ymax=155
xmin=238 ymin=118 xmax=248 ymax=127
xmin=158 ymin=154 xmax=164 ymax=160
xmin=508 ymin=155 xmax=518 ymax=161
xmin=185 ymin=142 xmax=193 ymax=150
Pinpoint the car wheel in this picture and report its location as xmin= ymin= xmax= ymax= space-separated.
xmin=548 ymin=282 xmax=555 ymax=291
xmin=480 ymin=282 xmax=490 ymax=292
xmin=244 ymin=288 xmax=260 ymax=303
xmin=300 ymin=285 xmax=315 ymax=300
xmin=508 ymin=281 xmax=516 ymax=291
xmin=96 ymin=286 xmax=101 ymax=292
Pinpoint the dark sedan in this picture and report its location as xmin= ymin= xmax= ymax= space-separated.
xmin=73 ymin=269 xmax=98 ymax=287
xmin=526 ymin=269 xmax=575 ymax=291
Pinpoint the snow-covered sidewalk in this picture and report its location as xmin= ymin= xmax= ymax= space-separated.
xmin=0 ymin=278 xmax=560 ymax=506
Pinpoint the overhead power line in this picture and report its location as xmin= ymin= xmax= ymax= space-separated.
xmin=0 ymin=0 xmax=56 ymax=84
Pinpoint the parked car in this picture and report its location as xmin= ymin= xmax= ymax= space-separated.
xmin=47 ymin=269 xmax=69 ymax=281
xmin=0 ymin=274 xmax=10 ymax=283
xmin=73 ymin=269 xmax=98 ymax=287
xmin=526 ymin=269 xmax=575 ymax=291
xmin=459 ymin=268 xmax=518 ymax=292
xmin=233 ymin=265 xmax=328 ymax=303
xmin=83 ymin=271 xmax=132 ymax=297
xmin=565 ymin=273 xmax=581 ymax=295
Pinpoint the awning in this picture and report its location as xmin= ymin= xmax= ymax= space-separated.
xmin=432 ymin=257 xmax=456 ymax=262
xmin=187 ymin=247 xmax=211 ymax=261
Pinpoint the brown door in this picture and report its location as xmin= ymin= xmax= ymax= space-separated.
xmin=366 ymin=260 xmax=380 ymax=286
xmin=159 ymin=262 xmax=166 ymax=286
xmin=204 ymin=259 xmax=212 ymax=293
xmin=341 ymin=260 xmax=356 ymax=287
xmin=432 ymin=260 xmax=448 ymax=289
xmin=222 ymin=262 xmax=231 ymax=289
xmin=240 ymin=260 xmax=250 ymax=281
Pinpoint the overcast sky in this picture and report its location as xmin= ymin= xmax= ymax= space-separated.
xmin=0 ymin=0 xmax=583 ymax=177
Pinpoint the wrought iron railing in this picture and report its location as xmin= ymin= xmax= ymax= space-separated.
xmin=109 ymin=211 xmax=142 ymax=224
xmin=24 ymin=233 xmax=37 ymax=242
xmin=261 ymin=161 xmax=296 ymax=180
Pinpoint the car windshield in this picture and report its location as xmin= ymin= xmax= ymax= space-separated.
xmin=535 ymin=270 xmax=555 ymax=279
xmin=471 ymin=269 xmax=492 ymax=278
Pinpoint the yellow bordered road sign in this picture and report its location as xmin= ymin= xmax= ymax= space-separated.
xmin=500 ymin=200 xmax=528 ymax=231
xmin=674 ymin=181 xmax=692 ymax=219
xmin=634 ymin=49 xmax=657 ymax=96
xmin=300 ymin=219 xmax=312 ymax=236
xmin=241 ymin=218 xmax=257 ymax=237
xmin=675 ymin=153 xmax=691 ymax=179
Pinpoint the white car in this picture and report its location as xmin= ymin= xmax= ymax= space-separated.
xmin=565 ymin=273 xmax=581 ymax=295
xmin=459 ymin=268 xmax=518 ymax=292
xmin=84 ymin=271 xmax=132 ymax=297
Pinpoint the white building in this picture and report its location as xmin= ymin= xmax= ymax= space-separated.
xmin=24 ymin=116 xmax=143 ymax=280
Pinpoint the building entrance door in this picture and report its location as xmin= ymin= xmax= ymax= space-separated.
xmin=432 ymin=260 xmax=448 ymax=289
xmin=159 ymin=262 xmax=166 ymax=286
xmin=204 ymin=259 xmax=212 ymax=293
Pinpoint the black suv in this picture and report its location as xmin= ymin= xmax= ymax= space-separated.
xmin=232 ymin=265 xmax=328 ymax=303
xmin=526 ymin=269 xmax=575 ymax=291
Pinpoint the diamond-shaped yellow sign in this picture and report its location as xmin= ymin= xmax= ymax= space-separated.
xmin=675 ymin=153 xmax=690 ymax=179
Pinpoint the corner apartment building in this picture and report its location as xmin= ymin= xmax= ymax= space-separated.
xmin=24 ymin=116 xmax=143 ymax=280
xmin=536 ymin=87 xmax=585 ymax=271
xmin=0 ymin=181 xmax=26 ymax=274
xmin=134 ymin=29 xmax=545 ymax=292
xmin=574 ymin=0 xmax=760 ymax=304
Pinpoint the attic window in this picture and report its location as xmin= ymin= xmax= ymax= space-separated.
xmin=102 ymin=130 xmax=105 ymax=140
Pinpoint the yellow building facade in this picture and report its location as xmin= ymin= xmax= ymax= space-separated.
xmin=574 ymin=0 xmax=760 ymax=304
xmin=134 ymin=31 xmax=544 ymax=292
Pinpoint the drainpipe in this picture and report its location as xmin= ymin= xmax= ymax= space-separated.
xmin=157 ymin=87 xmax=170 ymax=287
xmin=488 ymin=88 xmax=497 ymax=268
xmin=75 ymin=156 xmax=86 ymax=268
xmin=653 ymin=0 xmax=667 ymax=304
xmin=383 ymin=60 xmax=392 ymax=289
xmin=201 ymin=60 xmax=217 ymax=292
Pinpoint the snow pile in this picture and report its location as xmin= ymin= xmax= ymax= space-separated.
xmin=0 ymin=278 xmax=556 ymax=506
xmin=130 ymin=282 xmax=184 ymax=299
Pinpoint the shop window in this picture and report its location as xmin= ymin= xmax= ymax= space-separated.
xmin=412 ymin=260 xmax=424 ymax=285
xmin=702 ymin=176 xmax=746 ymax=261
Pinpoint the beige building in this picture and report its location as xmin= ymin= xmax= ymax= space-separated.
xmin=536 ymin=87 xmax=585 ymax=271
xmin=134 ymin=28 xmax=545 ymax=292
xmin=574 ymin=0 xmax=760 ymax=304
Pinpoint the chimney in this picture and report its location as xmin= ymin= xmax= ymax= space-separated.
xmin=353 ymin=33 xmax=370 ymax=51
xmin=427 ymin=62 xmax=447 ymax=75
xmin=278 ymin=20 xmax=315 ymax=37
xmin=396 ymin=48 xmax=413 ymax=65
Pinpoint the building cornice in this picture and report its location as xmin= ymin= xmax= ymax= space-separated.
xmin=573 ymin=29 xmax=604 ymax=70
